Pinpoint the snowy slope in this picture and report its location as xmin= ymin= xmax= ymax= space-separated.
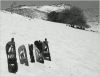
xmin=0 ymin=11 xmax=100 ymax=77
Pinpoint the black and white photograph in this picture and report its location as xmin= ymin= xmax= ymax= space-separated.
xmin=0 ymin=0 xmax=100 ymax=77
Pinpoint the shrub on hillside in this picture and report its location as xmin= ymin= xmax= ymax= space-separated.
xmin=47 ymin=6 xmax=90 ymax=28
xmin=47 ymin=11 xmax=59 ymax=22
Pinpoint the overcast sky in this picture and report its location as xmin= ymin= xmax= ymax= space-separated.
xmin=0 ymin=0 xmax=99 ymax=10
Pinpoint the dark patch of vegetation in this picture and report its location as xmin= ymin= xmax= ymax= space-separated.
xmin=48 ymin=6 xmax=90 ymax=28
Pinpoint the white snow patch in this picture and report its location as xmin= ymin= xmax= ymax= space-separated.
xmin=37 ymin=5 xmax=70 ymax=13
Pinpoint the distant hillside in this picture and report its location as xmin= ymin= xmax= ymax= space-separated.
xmin=83 ymin=8 xmax=99 ymax=22
xmin=83 ymin=8 xmax=99 ymax=32
xmin=5 ymin=4 xmax=99 ymax=32
xmin=5 ymin=6 xmax=48 ymax=20
xmin=5 ymin=4 xmax=71 ymax=20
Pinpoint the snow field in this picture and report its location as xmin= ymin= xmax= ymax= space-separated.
xmin=0 ymin=11 xmax=100 ymax=77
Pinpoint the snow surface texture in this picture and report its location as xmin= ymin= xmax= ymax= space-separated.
xmin=0 ymin=11 xmax=100 ymax=77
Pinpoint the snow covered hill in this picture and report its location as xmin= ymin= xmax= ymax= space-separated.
xmin=0 ymin=10 xmax=100 ymax=77
xmin=6 ymin=7 xmax=48 ymax=20
xmin=5 ymin=4 xmax=70 ymax=20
